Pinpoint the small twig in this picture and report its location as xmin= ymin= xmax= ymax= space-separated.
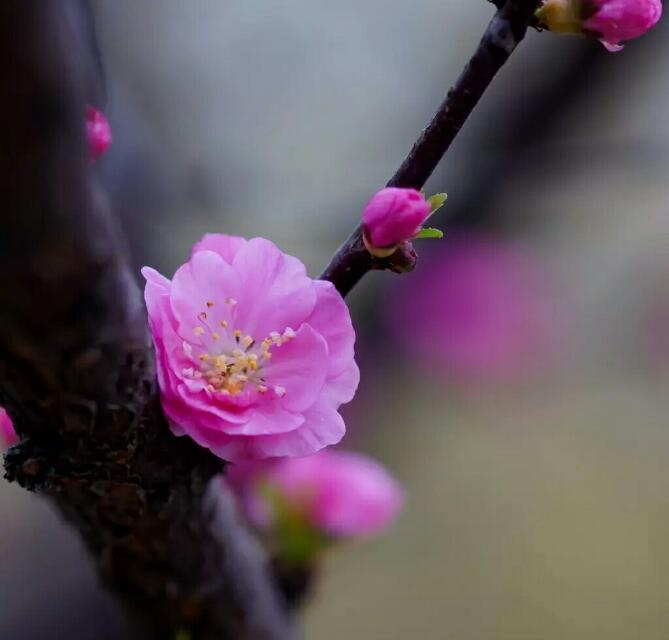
xmin=320 ymin=0 xmax=540 ymax=297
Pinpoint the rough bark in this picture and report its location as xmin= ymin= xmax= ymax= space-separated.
xmin=0 ymin=3 xmax=296 ymax=638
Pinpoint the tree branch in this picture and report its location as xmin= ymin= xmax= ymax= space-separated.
xmin=0 ymin=3 xmax=295 ymax=638
xmin=320 ymin=0 xmax=540 ymax=297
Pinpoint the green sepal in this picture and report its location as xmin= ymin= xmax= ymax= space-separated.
xmin=427 ymin=193 xmax=448 ymax=215
xmin=260 ymin=483 xmax=332 ymax=569
xmin=414 ymin=227 xmax=444 ymax=240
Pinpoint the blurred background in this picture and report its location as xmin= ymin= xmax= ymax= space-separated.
xmin=2 ymin=1 xmax=669 ymax=638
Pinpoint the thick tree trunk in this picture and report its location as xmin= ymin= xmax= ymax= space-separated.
xmin=0 ymin=3 xmax=296 ymax=638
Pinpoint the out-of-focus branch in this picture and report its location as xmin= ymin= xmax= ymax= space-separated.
xmin=320 ymin=0 xmax=540 ymax=297
xmin=0 ymin=3 xmax=295 ymax=639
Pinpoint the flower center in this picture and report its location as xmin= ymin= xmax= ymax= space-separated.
xmin=182 ymin=299 xmax=294 ymax=397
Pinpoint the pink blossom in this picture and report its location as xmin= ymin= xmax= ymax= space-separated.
xmin=585 ymin=0 xmax=662 ymax=51
xmin=363 ymin=187 xmax=431 ymax=249
xmin=0 ymin=408 xmax=18 ymax=448
xmin=536 ymin=0 xmax=662 ymax=50
xmin=86 ymin=105 xmax=112 ymax=160
xmin=142 ymin=234 xmax=359 ymax=461
xmin=388 ymin=235 xmax=561 ymax=384
xmin=226 ymin=450 xmax=404 ymax=538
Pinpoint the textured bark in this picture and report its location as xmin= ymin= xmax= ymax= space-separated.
xmin=0 ymin=3 xmax=295 ymax=638
xmin=320 ymin=0 xmax=540 ymax=296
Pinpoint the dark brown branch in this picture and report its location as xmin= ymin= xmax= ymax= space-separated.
xmin=0 ymin=3 xmax=295 ymax=638
xmin=320 ymin=0 xmax=540 ymax=297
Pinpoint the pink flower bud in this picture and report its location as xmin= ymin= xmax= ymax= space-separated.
xmin=226 ymin=450 xmax=404 ymax=539
xmin=363 ymin=187 xmax=431 ymax=249
xmin=142 ymin=234 xmax=359 ymax=461
xmin=536 ymin=0 xmax=662 ymax=51
xmin=86 ymin=105 xmax=112 ymax=161
xmin=585 ymin=0 xmax=662 ymax=51
xmin=0 ymin=408 xmax=18 ymax=448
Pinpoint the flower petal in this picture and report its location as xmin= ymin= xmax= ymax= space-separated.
xmin=192 ymin=234 xmax=247 ymax=264
xmin=322 ymin=361 xmax=360 ymax=407
xmin=306 ymin=280 xmax=356 ymax=377
xmin=174 ymin=382 xmax=252 ymax=426
xmin=263 ymin=323 xmax=328 ymax=413
xmin=232 ymin=238 xmax=316 ymax=338
xmin=142 ymin=266 xmax=173 ymax=326
xmin=170 ymin=250 xmax=241 ymax=340
xmin=250 ymin=399 xmax=346 ymax=459
xmin=193 ymin=399 xmax=344 ymax=461
xmin=213 ymin=404 xmax=304 ymax=436
xmin=309 ymin=452 xmax=405 ymax=537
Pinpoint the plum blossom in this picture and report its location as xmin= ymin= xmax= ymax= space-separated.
xmin=86 ymin=105 xmax=112 ymax=160
xmin=142 ymin=234 xmax=359 ymax=461
xmin=536 ymin=0 xmax=662 ymax=51
xmin=0 ymin=408 xmax=18 ymax=448
xmin=363 ymin=187 xmax=432 ymax=252
xmin=226 ymin=450 xmax=404 ymax=539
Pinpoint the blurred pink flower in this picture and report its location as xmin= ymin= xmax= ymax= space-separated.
xmin=142 ymin=234 xmax=359 ymax=461
xmin=363 ymin=187 xmax=431 ymax=249
xmin=0 ymin=408 xmax=18 ymax=448
xmin=586 ymin=0 xmax=662 ymax=51
xmin=86 ymin=105 xmax=112 ymax=160
xmin=388 ymin=235 xmax=560 ymax=384
xmin=227 ymin=450 xmax=404 ymax=538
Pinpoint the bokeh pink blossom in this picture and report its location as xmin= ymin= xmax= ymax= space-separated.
xmin=387 ymin=235 xmax=562 ymax=385
xmin=226 ymin=450 xmax=404 ymax=539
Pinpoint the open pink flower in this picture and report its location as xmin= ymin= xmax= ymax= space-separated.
xmin=86 ymin=105 xmax=112 ymax=160
xmin=0 ymin=408 xmax=18 ymax=448
xmin=142 ymin=234 xmax=359 ymax=461
xmin=363 ymin=187 xmax=431 ymax=249
xmin=226 ymin=450 xmax=404 ymax=538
